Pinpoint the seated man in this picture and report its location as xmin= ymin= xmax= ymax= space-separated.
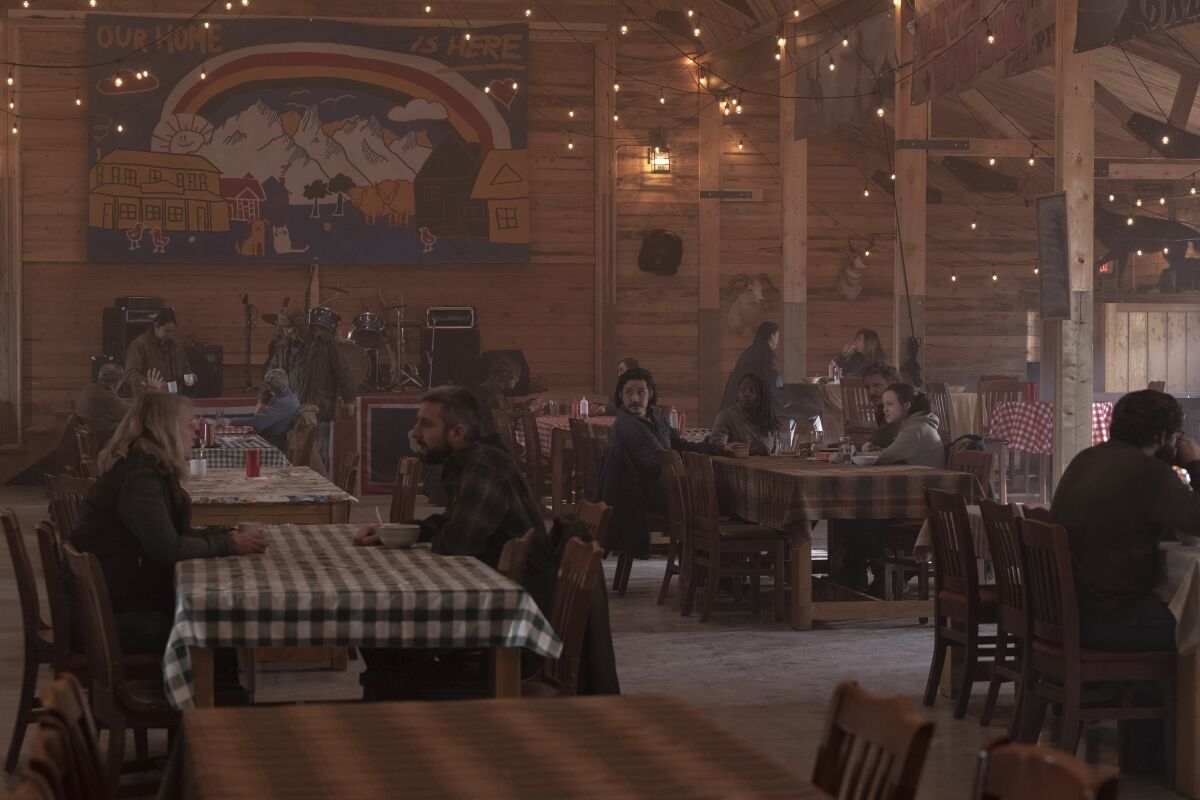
xmin=710 ymin=373 xmax=779 ymax=455
xmin=1052 ymin=389 xmax=1200 ymax=772
xmin=474 ymin=355 xmax=521 ymax=437
xmin=75 ymin=362 xmax=131 ymax=449
xmin=861 ymin=362 xmax=901 ymax=449
xmin=595 ymin=367 xmax=731 ymax=560
xmin=243 ymin=368 xmax=300 ymax=451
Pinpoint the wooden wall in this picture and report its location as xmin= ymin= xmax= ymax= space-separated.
xmin=1098 ymin=302 xmax=1200 ymax=393
xmin=14 ymin=18 xmax=597 ymax=430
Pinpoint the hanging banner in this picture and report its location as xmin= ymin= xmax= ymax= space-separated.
xmin=791 ymin=9 xmax=897 ymax=140
xmin=1075 ymin=0 xmax=1200 ymax=53
xmin=911 ymin=0 xmax=1056 ymax=104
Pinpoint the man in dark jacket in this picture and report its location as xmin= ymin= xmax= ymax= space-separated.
xmin=1051 ymin=389 xmax=1200 ymax=772
xmin=718 ymin=320 xmax=782 ymax=419
xmin=75 ymin=362 xmax=130 ymax=448
xmin=124 ymin=308 xmax=194 ymax=394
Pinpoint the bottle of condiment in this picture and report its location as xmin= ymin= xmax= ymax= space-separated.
xmin=579 ymin=397 xmax=589 ymax=420
xmin=667 ymin=406 xmax=680 ymax=432
xmin=838 ymin=435 xmax=853 ymax=463
xmin=678 ymin=410 xmax=687 ymax=437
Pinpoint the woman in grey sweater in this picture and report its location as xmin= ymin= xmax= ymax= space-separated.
xmin=863 ymin=384 xmax=945 ymax=468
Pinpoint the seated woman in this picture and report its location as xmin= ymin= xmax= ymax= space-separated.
xmin=834 ymin=328 xmax=888 ymax=378
xmin=595 ymin=367 xmax=732 ymax=559
xmin=710 ymin=373 xmax=779 ymax=456
xmin=863 ymin=383 xmax=944 ymax=468
xmin=70 ymin=392 xmax=267 ymax=657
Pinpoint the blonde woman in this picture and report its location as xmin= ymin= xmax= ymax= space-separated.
xmin=70 ymin=392 xmax=266 ymax=657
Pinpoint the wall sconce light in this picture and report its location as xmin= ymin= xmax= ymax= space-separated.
xmin=647 ymin=129 xmax=671 ymax=174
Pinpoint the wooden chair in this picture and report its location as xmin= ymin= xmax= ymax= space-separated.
xmin=389 ymin=456 xmax=421 ymax=523
xmin=567 ymin=418 xmax=596 ymax=500
xmin=978 ymin=501 xmax=1025 ymax=732
xmin=62 ymin=545 xmax=177 ymax=790
xmin=490 ymin=408 xmax=520 ymax=458
xmin=37 ymin=674 xmax=111 ymax=800
xmin=77 ymin=457 xmax=99 ymax=480
xmin=35 ymin=521 xmax=76 ymax=680
xmin=575 ymin=500 xmax=613 ymax=550
xmin=335 ymin=451 xmax=360 ymax=495
xmin=2 ymin=510 xmax=54 ymax=774
xmin=922 ymin=489 xmax=997 ymax=720
xmin=925 ymin=381 xmax=955 ymax=445
xmin=590 ymin=424 xmax=612 ymax=474
xmin=522 ymin=537 xmax=604 ymax=697
xmin=977 ymin=380 xmax=1025 ymax=502
xmin=657 ymin=451 xmax=689 ymax=607
xmin=513 ymin=406 xmax=546 ymax=497
xmin=74 ymin=425 xmax=97 ymax=462
xmin=972 ymin=738 xmax=1119 ymax=800
xmin=286 ymin=415 xmax=318 ymax=469
xmin=497 ymin=529 xmax=535 ymax=584
xmin=840 ymin=377 xmax=877 ymax=445
xmin=1017 ymin=519 xmax=1175 ymax=759
xmin=681 ymin=453 xmax=787 ymax=623
xmin=812 ymin=681 xmax=935 ymax=800
xmin=1148 ymin=380 xmax=1166 ymax=392
xmin=948 ymin=449 xmax=994 ymax=500
xmin=46 ymin=474 xmax=93 ymax=538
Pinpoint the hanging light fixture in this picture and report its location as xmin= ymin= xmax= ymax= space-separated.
xmin=647 ymin=128 xmax=671 ymax=174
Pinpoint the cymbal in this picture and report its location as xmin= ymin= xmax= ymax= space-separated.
xmin=260 ymin=313 xmax=279 ymax=325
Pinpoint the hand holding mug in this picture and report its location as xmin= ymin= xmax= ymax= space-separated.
xmin=230 ymin=524 xmax=267 ymax=555
xmin=353 ymin=526 xmax=380 ymax=546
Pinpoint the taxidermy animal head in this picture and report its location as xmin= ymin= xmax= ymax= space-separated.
xmin=727 ymin=273 xmax=777 ymax=338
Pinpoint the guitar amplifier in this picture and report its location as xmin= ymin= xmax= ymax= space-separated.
xmin=115 ymin=296 xmax=165 ymax=311
xmin=426 ymin=306 xmax=476 ymax=329
xmin=102 ymin=307 xmax=160 ymax=359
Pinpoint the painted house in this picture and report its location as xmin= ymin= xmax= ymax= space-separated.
xmin=221 ymin=173 xmax=266 ymax=222
xmin=414 ymin=130 xmax=487 ymax=237
xmin=470 ymin=148 xmax=530 ymax=245
xmin=88 ymin=149 xmax=230 ymax=233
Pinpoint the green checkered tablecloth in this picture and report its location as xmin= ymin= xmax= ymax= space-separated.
xmin=191 ymin=434 xmax=290 ymax=469
xmin=163 ymin=524 xmax=562 ymax=710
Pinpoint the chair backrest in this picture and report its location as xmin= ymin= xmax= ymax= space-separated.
xmin=77 ymin=456 xmax=99 ymax=480
xmin=840 ymin=377 xmax=877 ymax=427
xmin=575 ymin=500 xmax=613 ymax=549
xmin=567 ymin=418 xmax=596 ymax=496
xmin=972 ymin=738 xmax=1118 ymax=800
xmin=681 ymin=452 xmax=720 ymax=552
xmin=36 ymin=521 xmax=75 ymax=676
xmin=389 ymin=456 xmax=422 ymax=523
xmin=1021 ymin=506 xmax=1052 ymax=523
xmin=659 ymin=450 xmax=690 ymax=545
xmin=590 ymin=423 xmax=611 ymax=478
xmin=46 ymin=474 xmax=94 ymax=537
xmin=1149 ymin=380 xmax=1166 ymax=393
xmin=947 ymin=450 xmax=994 ymax=500
xmin=40 ymin=674 xmax=110 ymax=800
xmin=514 ymin=407 xmax=544 ymax=488
xmin=925 ymin=489 xmax=980 ymax=599
xmin=977 ymin=380 xmax=1026 ymax=436
xmin=336 ymin=451 xmax=360 ymax=495
xmin=979 ymin=501 xmax=1025 ymax=634
xmin=544 ymin=537 xmax=604 ymax=695
xmin=2 ymin=509 xmax=49 ymax=650
xmin=491 ymin=409 xmax=521 ymax=459
xmin=286 ymin=412 xmax=319 ymax=469
xmin=74 ymin=425 xmax=97 ymax=461
xmin=497 ymin=528 xmax=536 ymax=584
xmin=62 ymin=545 xmax=127 ymax=703
xmin=812 ymin=681 xmax=935 ymax=800
xmin=925 ymin=381 xmax=955 ymax=444
xmin=1018 ymin=519 xmax=1079 ymax=655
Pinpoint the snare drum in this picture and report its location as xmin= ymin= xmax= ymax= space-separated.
xmin=350 ymin=311 xmax=387 ymax=348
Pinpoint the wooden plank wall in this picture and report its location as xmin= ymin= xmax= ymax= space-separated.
xmin=1100 ymin=303 xmax=1200 ymax=393
xmin=15 ymin=20 xmax=596 ymax=429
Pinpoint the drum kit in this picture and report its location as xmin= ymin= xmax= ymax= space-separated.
xmin=260 ymin=289 xmax=424 ymax=393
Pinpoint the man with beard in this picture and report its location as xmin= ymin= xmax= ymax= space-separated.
xmin=1050 ymin=388 xmax=1200 ymax=772
xmin=861 ymin=362 xmax=900 ymax=449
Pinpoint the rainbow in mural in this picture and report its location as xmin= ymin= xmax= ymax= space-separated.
xmin=86 ymin=15 xmax=528 ymax=263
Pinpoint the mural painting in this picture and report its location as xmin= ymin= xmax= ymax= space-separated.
xmin=86 ymin=15 xmax=529 ymax=263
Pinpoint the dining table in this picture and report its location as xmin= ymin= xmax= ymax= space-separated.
xmin=1158 ymin=543 xmax=1200 ymax=797
xmin=191 ymin=432 xmax=290 ymax=470
xmin=184 ymin=466 xmax=353 ymax=527
xmin=712 ymin=456 xmax=979 ymax=630
xmin=157 ymin=695 xmax=823 ymax=799
xmin=165 ymin=523 xmax=562 ymax=710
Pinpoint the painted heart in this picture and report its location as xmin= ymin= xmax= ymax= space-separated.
xmin=485 ymin=79 xmax=517 ymax=109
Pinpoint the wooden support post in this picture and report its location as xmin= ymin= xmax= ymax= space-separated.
xmin=0 ymin=20 xmax=19 ymax=444
xmin=1048 ymin=0 xmax=1095 ymax=482
xmin=780 ymin=48 xmax=807 ymax=381
xmin=893 ymin=3 xmax=928 ymax=373
xmin=698 ymin=101 xmax=722 ymax=422
xmin=594 ymin=36 xmax=617 ymax=394
xmin=1170 ymin=74 xmax=1200 ymax=129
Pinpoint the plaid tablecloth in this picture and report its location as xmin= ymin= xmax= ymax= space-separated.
xmin=713 ymin=457 xmax=979 ymax=530
xmin=1159 ymin=544 xmax=1200 ymax=656
xmin=214 ymin=425 xmax=254 ymax=436
xmin=987 ymin=400 xmax=1113 ymax=455
xmin=164 ymin=524 xmax=562 ymax=710
xmin=191 ymin=434 xmax=289 ymax=469
xmin=184 ymin=467 xmax=351 ymax=506
xmin=166 ymin=696 xmax=814 ymax=799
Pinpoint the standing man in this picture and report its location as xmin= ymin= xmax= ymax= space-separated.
xmin=124 ymin=309 xmax=195 ymax=394
xmin=298 ymin=307 xmax=357 ymax=464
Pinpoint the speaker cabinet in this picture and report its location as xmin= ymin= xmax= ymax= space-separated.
xmin=422 ymin=328 xmax=480 ymax=389
xmin=184 ymin=344 xmax=224 ymax=398
xmin=102 ymin=307 xmax=158 ymax=359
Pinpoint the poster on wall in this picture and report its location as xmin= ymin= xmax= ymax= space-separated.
xmin=85 ymin=15 xmax=529 ymax=264
xmin=1075 ymin=0 xmax=1200 ymax=53
xmin=791 ymin=9 xmax=896 ymax=140
xmin=911 ymin=0 xmax=1055 ymax=104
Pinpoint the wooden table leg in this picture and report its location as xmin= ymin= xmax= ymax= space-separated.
xmin=191 ymin=647 xmax=215 ymax=709
xmin=490 ymin=647 xmax=521 ymax=698
xmin=550 ymin=431 xmax=566 ymax=517
xmin=330 ymin=501 xmax=351 ymax=523
xmin=1176 ymin=652 xmax=1200 ymax=798
xmin=787 ymin=524 xmax=813 ymax=631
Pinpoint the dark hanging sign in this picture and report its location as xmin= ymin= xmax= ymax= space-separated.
xmin=1036 ymin=193 xmax=1071 ymax=321
xmin=1075 ymin=0 xmax=1200 ymax=53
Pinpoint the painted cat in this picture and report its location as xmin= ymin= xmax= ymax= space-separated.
xmin=272 ymin=224 xmax=309 ymax=254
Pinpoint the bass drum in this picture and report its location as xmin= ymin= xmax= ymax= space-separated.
xmin=350 ymin=311 xmax=387 ymax=348
xmin=335 ymin=340 xmax=368 ymax=391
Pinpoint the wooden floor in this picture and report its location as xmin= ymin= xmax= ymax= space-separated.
xmin=0 ymin=484 xmax=1183 ymax=799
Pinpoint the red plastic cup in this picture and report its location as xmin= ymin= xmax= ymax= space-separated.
xmin=245 ymin=448 xmax=263 ymax=478
xmin=1024 ymin=382 xmax=1037 ymax=403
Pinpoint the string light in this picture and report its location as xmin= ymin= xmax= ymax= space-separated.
xmin=6 ymin=72 xmax=13 ymax=87
xmin=116 ymin=123 xmax=124 ymax=133
xmin=241 ymin=0 xmax=248 ymax=6
xmin=89 ymin=0 xmax=96 ymax=6
xmin=889 ymin=173 xmax=895 ymax=181
xmin=10 ymin=125 xmax=16 ymax=135
xmin=22 ymin=0 xmax=28 ymax=7
xmin=1135 ymin=197 xmax=1143 ymax=206
xmin=863 ymin=247 xmax=870 ymax=257
xmin=1162 ymin=134 xmax=1170 ymax=145
xmin=777 ymin=36 xmax=786 ymax=47
xmin=793 ymin=8 xmax=800 ymax=16
xmin=828 ymin=59 xmax=836 ymax=71
xmin=613 ymin=81 xmax=620 ymax=92
xmin=612 ymin=112 xmax=619 ymax=122
xmin=567 ymin=135 xmax=574 ymax=150
xmin=738 ymin=139 xmax=744 ymax=151
xmin=991 ymin=269 xmax=998 ymax=282
xmin=224 ymin=1 xmax=232 ymax=9
xmin=525 ymin=8 xmax=531 ymax=17
xmin=1164 ymin=247 xmax=1170 ymax=254
xmin=464 ymin=32 xmax=471 ymax=40
xmin=1108 ymin=193 xmax=1115 ymax=202
xmin=424 ymin=4 xmax=432 ymax=12
xmin=1160 ymin=195 xmax=1167 ymax=205
xmin=1033 ymin=266 xmax=1039 ymax=275
xmin=775 ymin=51 xmax=781 ymax=61
xmin=200 ymin=66 xmax=207 ymax=80
xmin=74 ymin=88 xmax=81 ymax=106
xmin=203 ymin=20 xmax=210 ymax=28
xmin=620 ymin=23 xmax=628 ymax=34
xmin=970 ymin=219 xmax=977 ymax=231
xmin=568 ymin=109 xmax=574 ymax=118
xmin=863 ymin=184 xmax=870 ymax=197
xmin=1028 ymin=151 xmax=1036 ymax=166
xmin=1127 ymin=216 xmax=1135 ymax=225
xmin=1137 ymin=249 xmax=1144 ymax=256
xmin=987 ymin=157 xmax=996 ymax=166
xmin=951 ymin=270 xmax=957 ymax=282
xmin=483 ymin=85 xmax=490 ymax=93
xmin=7 ymin=99 xmax=12 ymax=111
xmin=658 ymin=90 xmax=665 ymax=105
xmin=876 ymin=106 xmax=885 ymax=118
xmin=693 ymin=23 xmax=701 ymax=37
xmin=842 ymin=38 xmax=849 ymax=47
xmin=1191 ymin=184 xmax=1197 ymax=196
xmin=735 ymin=104 xmax=743 ymax=114
xmin=687 ymin=8 xmax=694 ymax=17
xmin=986 ymin=24 xmax=995 ymax=45
xmin=113 ymin=75 xmax=122 ymax=88
xmin=510 ymin=81 xmax=518 ymax=91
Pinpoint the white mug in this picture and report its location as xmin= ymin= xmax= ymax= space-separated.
xmin=237 ymin=521 xmax=261 ymax=535
xmin=188 ymin=458 xmax=207 ymax=477
xmin=167 ymin=380 xmax=179 ymax=394
xmin=183 ymin=371 xmax=197 ymax=387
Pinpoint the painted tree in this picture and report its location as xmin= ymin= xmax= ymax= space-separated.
xmin=303 ymin=179 xmax=329 ymax=218
xmin=328 ymin=173 xmax=355 ymax=217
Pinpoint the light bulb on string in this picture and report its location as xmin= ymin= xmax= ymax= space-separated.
xmin=951 ymin=270 xmax=957 ymax=283
xmin=464 ymin=32 xmax=471 ymax=40
xmin=1136 ymin=197 xmax=1143 ymax=206
xmin=775 ymin=51 xmax=781 ymax=61
xmin=1108 ymin=193 xmax=1115 ymax=202
xmin=1028 ymin=151 xmax=1036 ymax=166
xmin=225 ymin=1 xmax=232 ymax=9
xmin=735 ymin=104 xmax=743 ymax=114
xmin=991 ymin=269 xmax=998 ymax=282
xmin=693 ymin=24 xmax=701 ymax=37
xmin=567 ymin=135 xmax=574 ymax=151
xmin=241 ymin=0 xmax=249 ymax=6
xmin=1191 ymin=184 xmax=1197 ymax=196
xmin=203 ymin=20 xmax=210 ymax=28
xmin=658 ymin=91 xmax=665 ymax=105
xmin=113 ymin=75 xmax=122 ymax=87
xmin=568 ymin=109 xmax=574 ymax=118
xmin=864 ymin=247 xmax=870 ymax=257
xmin=613 ymin=81 xmax=620 ymax=92
xmin=200 ymin=66 xmax=207 ymax=80
xmin=74 ymin=88 xmax=81 ymax=106
xmin=22 ymin=0 xmax=28 ymax=8
xmin=89 ymin=0 xmax=96 ymax=6
xmin=116 ymin=123 xmax=124 ymax=133
xmin=890 ymin=173 xmax=896 ymax=180
xmin=1137 ymin=249 xmax=1143 ymax=256
xmin=793 ymin=8 xmax=800 ymax=16
xmin=424 ymin=4 xmax=432 ymax=12
xmin=986 ymin=24 xmax=995 ymax=44
xmin=7 ymin=100 xmax=13 ymax=110
xmin=1164 ymin=247 xmax=1171 ymax=254
xmin=7 ymin=71 xmax=14 ymax=87
xmin=987 ymin=157 xmax=996 ymax=166
xmin=777 ymin=36 xmax=786 ymax=47
xmin=970 ymin=219 xmax=977 ymax=231
xmin=483 ymin=85 xmax=490 ymax=94
xmin=1034 ymin=266 xmax=1040 ymax=275
xmin=10 ymin=125 xmax=16 ymax=135
xmin=612 ymin=113 xmax=619 ymax=122
xmin=876 ymin=106 xmax=885 ymax=117
xmin=863 ymin=184 xmax=870 ymax=197
xmin=619 ymin=23 xmax=628 ymax=34
xmin=687 ymin=8 xmax=694 ymax=17
xmin=1160 ymin=196 xmax=1167 ymax=205
xmin=828 ymin=59 xmax=836 ymax=71
xmin=525 ymin=8 xmax=531 ymax=17
xmin=511 ymin=81 xmax=518 ymax=91
xmin=738 ymin=139 xmax=744 ymax=151
xmin=842 ymin=38 xmax=849 ymax=47
xmin=1127 ymin=216 xmax=1135 ymax=225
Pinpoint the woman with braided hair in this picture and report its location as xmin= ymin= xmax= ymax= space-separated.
xmin=710 ymin=372 xmax=780 ymax=456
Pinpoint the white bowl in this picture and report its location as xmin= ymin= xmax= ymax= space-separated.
xmin=851 ymin=454 xmax=880 ymax=466
xmin=377 ymin=523 xmax=420 ymax=549
xmin=1180 ymin=532 xmax=1200 ymax=547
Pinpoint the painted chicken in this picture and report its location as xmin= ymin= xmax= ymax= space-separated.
xmin=126 ymin=221 xmax=144 ymax=251
xmin=151 ymin=228 xmax=170 ymax=254
xmin=418 ymin=226 xmax=437 ymax=254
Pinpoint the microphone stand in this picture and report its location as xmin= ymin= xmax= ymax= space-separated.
xmin=241 ymin=293 xmax=256 ymax=390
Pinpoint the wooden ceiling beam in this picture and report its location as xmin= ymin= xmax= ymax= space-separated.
xmin=1170 ymin=74 xmax=1200 ymax=128
xmin=1121 ymin=36 xmax=1200 ymax=78
xmin=1100 ymin=160 xmax=1200 ymax=180
xmin=956 ymin=89 xmax=1033 ymax=141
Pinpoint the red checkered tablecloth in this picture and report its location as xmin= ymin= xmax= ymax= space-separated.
xmin=512 ymin=415 xmax=617 ymax=457
xmin=987 ymin=400 xmax=1113 ymax=455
